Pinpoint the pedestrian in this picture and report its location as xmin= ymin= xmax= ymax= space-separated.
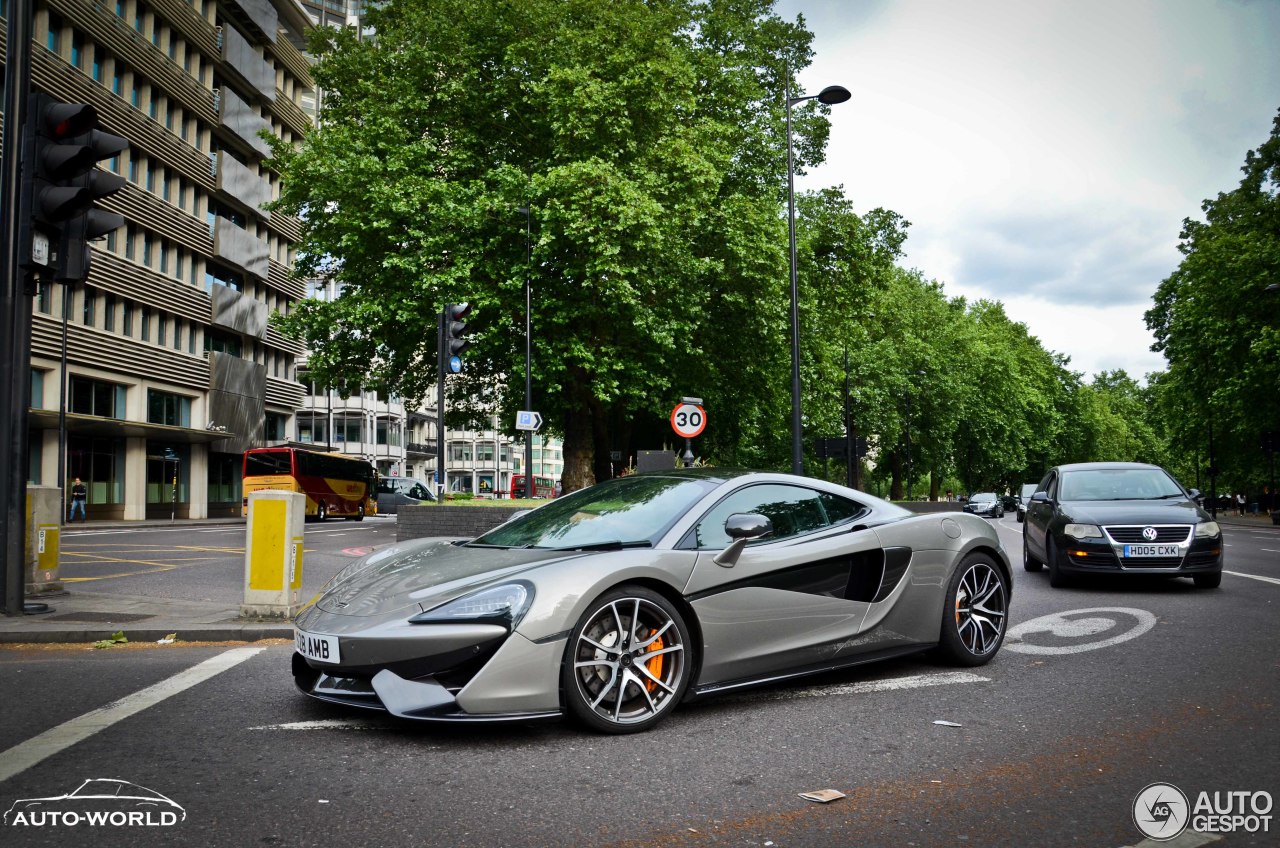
xmin=69 ymin=477 xmax=88 ymax=523
xmin=945 ymin=489 xmax=954 ymax=502
xmin=1236 ymin=491 xmax=1246 ymax=516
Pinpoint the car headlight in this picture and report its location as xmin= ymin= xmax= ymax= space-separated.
xmin=1195 ymin=521 xmax=1221 ymax=539
xmin=409 ymin=582 xmax=534 ymax=630
xmin=1064 ymin=523 xmax=1103 ymax=540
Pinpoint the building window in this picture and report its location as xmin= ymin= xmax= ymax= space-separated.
xmin=147 ymin=389 xmax=191 ymax=427
xmin=37 ymin=281 xmax=53 ymax=314
xmin=70 ymin=376 xmax=126 ymax=419
xmin=476 ymin=441 xmax=495 ymax=462
xmin=112 ymin=67 xmax=123 ymax=96
xmin=123 ymin=301 xmax=133 ymax=336
xmin=204 ymin=330 xmax=240 ymax=357
xmin=71 ymin=31 xmax=83 ymax=68
xmin=143 ymin=232 xmax=153 ymax=266
xmin=449 ymin=442 xmax=473 ymax=462
xmin=141 ymin=305 xmax=150 ymax=341
xmin=47 ymin=13 xmax=62 ymax=52
xmin=265 ymin=413 xmax=287 ymax=441
xmin=31 ymin=369 xmax=45 ymax=408
xmin=82 ymin=287 xmax=95 ymax=327
xmin=173 ymin=320 xmax=182 ymax=350
xmin=104 ymin=293 xmax=116 ymax=332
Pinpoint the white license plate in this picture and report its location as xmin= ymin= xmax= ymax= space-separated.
xmin=1123 ymin=544 xmax=1180 ymax=558
xmin=295 ymin=630 xmax=340 ymax=664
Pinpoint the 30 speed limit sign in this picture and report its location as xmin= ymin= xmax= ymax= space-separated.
xmin=670 ymin=402 xmax=706 ymax=438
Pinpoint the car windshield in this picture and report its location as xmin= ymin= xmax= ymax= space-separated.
xmin=472 ymin=475 xmax=717 ymax=549
xmin=1059 ymin=468 xmax=1184 ymax=501
xmin=1021 ymin=484 xmax=1037 ymax=499
xmin=971 ymin=493 xmax=997 ymax=503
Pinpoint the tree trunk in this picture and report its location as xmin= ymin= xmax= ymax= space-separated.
xmin=559 ymin=373 xmax=596 ymax=494
xmin=929 ymin=472 xmax=940 ymax=502
xmin=888 ymin=451 xmax=903 ymax=501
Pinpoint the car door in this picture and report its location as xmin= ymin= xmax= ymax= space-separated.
xmin=680 ymin=483 xmax=887 ymax=686
xmin=1026 ymin=470 xmax=1057 ymax=560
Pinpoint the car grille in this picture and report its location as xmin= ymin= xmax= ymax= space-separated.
xmin=1119 ymin=556 xmax=1185 ymax=569
xmin=1104 ymin=525 xmax=1192 ymax=544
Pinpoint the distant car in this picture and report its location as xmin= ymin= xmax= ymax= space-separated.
xmin=1015 ymin=483 xmax=1037 ymax=523
xmin=376 ymin=477 xmax=435 ymax=515
xmin=964 ymin=492 xmax=1004 ymax=518
xmin=293 ymin=469 xmax=1012 ymax=734
xmin=1023 ymin=461 xmax=1221 ymax=588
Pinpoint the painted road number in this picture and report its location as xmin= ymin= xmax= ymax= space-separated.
xmin=295 ymin=630 xmax=340 ymax=664
xmin=1123 ymin=544 xmax=1179 ymax=557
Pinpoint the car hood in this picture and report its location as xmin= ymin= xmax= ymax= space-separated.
xmin=1059 ymin=498 xmax=1209 ymax=526
xmin=315 ymin=539 xmax=580 ymax=617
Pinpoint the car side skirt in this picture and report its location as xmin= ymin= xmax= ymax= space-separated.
xmin=684 ymin=643 xmax=935 ymax=701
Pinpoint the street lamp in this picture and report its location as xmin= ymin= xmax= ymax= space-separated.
xmin=517 ymin=206 xmax=533 ymax=496
xmin=787 ymin=74 xmax=850 ymax=475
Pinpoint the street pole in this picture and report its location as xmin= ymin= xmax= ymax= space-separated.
xmin=522 ymin=207 xmax=533 ymax=497
xmin=436 ymin=308 xmax=446 ymax=497
xmin=905 ymin=391 xmax=913 ymax=501
xmin=1 ymin=0 xmax=36 ymax=616
xmin=1208 ymin=418 xmax=1217 ymax=519
xmin=58 ymin=283 xmax=70 ymax=525
xmin=786 ymin=68 xmax=803 ymax=476
xmin=844 ymin=347 xmax=854 ymax=489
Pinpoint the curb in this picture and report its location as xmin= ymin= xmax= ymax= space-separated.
xmin=0 ymin=624 xmax=296 ymax=644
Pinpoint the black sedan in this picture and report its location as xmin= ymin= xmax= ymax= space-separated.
xmin=963 ymin=492 xmax=1004 ymax=519
xmin=1023 ymin=462 xmax=1221 ymax=588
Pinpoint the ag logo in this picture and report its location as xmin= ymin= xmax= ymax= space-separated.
xmin=1133 ymin=782 xmax=1189 ymax=840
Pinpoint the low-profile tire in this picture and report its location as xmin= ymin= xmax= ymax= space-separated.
xmin=347 ymin=503 xmax=365 ymax=522
xmin=316 ymin=502 xmax=327 ymax=522
xmin=562 ymin=585 xmax=693 ymax=734
xmin=1046 ymin=535 xmax=1069 ymax=587
xmin=1193 ymin=570 xmax=1222 ymax=589
xmin=1023 ymin=532 xmax=1042 ymax=572
xmin=935 ymin=553 xmax=1008 ymax=667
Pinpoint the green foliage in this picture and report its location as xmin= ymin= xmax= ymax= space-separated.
xmin=1146 ymin=109 xmax=1280 ymax=493
xmin=92 ymin=631 xmax=128 ymax=649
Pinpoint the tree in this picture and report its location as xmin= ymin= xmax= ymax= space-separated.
xmin=1146 ymin=109 xmax=1280 ymax=493
xmin=269 ymin=0 xmax=828 ymax=492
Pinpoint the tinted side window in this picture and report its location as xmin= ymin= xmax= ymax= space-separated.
xmin=820 ymin=492 xmax=867 ymax=526
xmin=1044 ymin=472 xmax=1059 ymax=499
xmin=693 ymin=484 xmax=830 ymax=549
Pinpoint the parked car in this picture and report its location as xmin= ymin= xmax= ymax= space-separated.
xmin=1023 ymin=462 xmax=1220 ymax=588
xmin=963 ymin=492 xmax=1004 ymax=518
xmin=1015 ymin=483 xmax=1037 ymax=523
xmin=376 ymin=476 xmax=435 ymax=514
xmin=293 ymin=469 xmax=1012 ymax=734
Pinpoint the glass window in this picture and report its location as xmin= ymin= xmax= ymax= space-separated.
xmin=31 ymin=369 xmax=45 ymax=408
xmin=157 ymin=313 xmax=166 ymax=346
xmin=477 ymin=442 xmax=495 ymax=462
xmin=37 ymin=281 xmax=53 ymax=314
xmin=141 ymin=305 xmax=150 ymax=341
xmin=82 ymin=287 xmax=95 ymax=326
xmin=70 ymin=376 xmax=126 ymax=418
xmin=71 ymin=31 xmax=83 ymax=67
xmin=123 ymin=301 xmax=133 ymax=336
xmin=147 ymin=390 xmax=190 ymax=427
xmin=692 ymin=484 xmax=832 ymax=550
xmin=47 ymin=13 xmax=62 ymax=52
xmin=104 ymin=293 xmax=116 ymax=331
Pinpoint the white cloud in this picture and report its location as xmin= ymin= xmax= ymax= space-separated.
xmin=780 ymin=0 xmax=1280 ymax=381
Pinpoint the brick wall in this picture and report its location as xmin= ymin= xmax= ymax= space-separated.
xmin=397 ymin=505 xmax=525 ymax=541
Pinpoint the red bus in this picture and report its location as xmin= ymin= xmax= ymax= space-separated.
xmin=243 ymin=447 xmax=376 ymax=521
xmin=510 ymin=474 xmax=556 ymax=499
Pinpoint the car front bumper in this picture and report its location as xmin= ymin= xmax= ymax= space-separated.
xmin=1050 ymin=534 xmax=1222 ymax=575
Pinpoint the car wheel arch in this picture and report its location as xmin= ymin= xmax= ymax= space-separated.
xmin=963 ymin=543 xmax=1012 ymax=601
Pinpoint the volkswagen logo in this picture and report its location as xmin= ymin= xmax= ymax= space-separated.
xmin=1142 ymin=526 xmax=1158 ymax=541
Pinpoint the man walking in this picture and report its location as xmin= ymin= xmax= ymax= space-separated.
xmin=69 ymin=477 xmax=88 ymax=523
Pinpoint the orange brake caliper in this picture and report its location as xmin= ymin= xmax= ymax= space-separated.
xmin=643 ymin=634 xmax=665 ymax=692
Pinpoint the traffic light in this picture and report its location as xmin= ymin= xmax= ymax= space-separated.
xmin=20 ymin=94 xmax=128 ymax=281
xmin=444 ymin=302 xmax=472 ymax=359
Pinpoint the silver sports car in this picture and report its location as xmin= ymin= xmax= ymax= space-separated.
xmin=293 ymin=469 xmax=1012 ymax=733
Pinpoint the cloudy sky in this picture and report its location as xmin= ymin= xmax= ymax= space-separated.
xmin=779 ymin=0 xmax=1280 ymax=382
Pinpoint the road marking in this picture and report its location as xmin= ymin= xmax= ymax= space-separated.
xmin=737 ymin=671 xmax=989 ymax=703
xmin=1005 ymin=607 xmax=1156 ymax=655
xmin=1119 ymin=830 xmax=1222 ymax=847
xmin=1261 ymin=548 xmax=1280 ymax=554
xmin=1225 ymin=570 xmax=1280 ymax=586
xmin=248 ymin=719 xmax=399 ymax=732
xmin=0 ymin=647 xmax=263 ymax=783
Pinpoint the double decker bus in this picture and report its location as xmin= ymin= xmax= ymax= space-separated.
xmin=510 ymin=474 xmax=556 ymax=499
xmin=243 ymin=447 xmax=376 ymax=521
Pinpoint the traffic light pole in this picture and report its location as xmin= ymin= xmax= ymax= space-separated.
xmin=1 ymin=0 xmax=36 ymax=616
xmin=436 ymin=308 xmax=445 ymax=497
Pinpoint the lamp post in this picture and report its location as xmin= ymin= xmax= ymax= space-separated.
xmin=786 ymin=72 xmax=850 ymax=475
xmin=517 ymin=206 xmax=533 ymax=497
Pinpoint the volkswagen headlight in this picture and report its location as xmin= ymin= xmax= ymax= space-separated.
xmin=1195 ymin=521 xmax=1221 ymax=539
xmin=409 ymin=582 xmax=534 ymax=630
xmin=1064 ymin=523 xmax=1103 ymax=540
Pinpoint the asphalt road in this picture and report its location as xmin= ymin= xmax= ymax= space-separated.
xmin=2 ymin=518 xmax=1277 ymax=847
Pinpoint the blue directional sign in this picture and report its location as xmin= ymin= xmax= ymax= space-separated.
xmin=516 ymin=410 xmax=543 ymax=432
xmin=449 ymin=355 xmax=462 ymax=373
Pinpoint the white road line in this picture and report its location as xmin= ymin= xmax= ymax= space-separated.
xmin=1261 ymin=548 xmax=1280 ymax=554
xmin=738 ymin=671 xmax=989 ymax=703
xmin=248 ymin=719 xmax=398 ymax=731
xmin=1225 ymin=570 xmax=1280 ymax=586
xmin=0 ymin=647 xmax=263 ymax=784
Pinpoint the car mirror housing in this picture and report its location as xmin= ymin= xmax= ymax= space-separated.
xmin=724 ymin=513 xmax=773 ymax=540
xmin=1030 ymin=492 xmax=1049 ymax=503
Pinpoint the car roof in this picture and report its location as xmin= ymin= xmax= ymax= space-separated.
xmin=1053 ymin=462 xmax=1163 ymax=473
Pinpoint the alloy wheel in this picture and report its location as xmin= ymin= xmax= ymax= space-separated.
xmin=953 ymin=562 xmax=1007 ymax=656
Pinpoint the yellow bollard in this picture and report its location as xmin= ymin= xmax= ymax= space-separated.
xmin=241 ymin=490 xmax=305 ymax=618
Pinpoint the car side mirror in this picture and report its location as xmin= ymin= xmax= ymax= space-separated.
xmin=1030 ymin=491 xmax=1049 ymax=503
xmin=1187 ymin=488 xmax=1202 ymax=501
xmin=715 ymin=513 xmax=773 ymax=568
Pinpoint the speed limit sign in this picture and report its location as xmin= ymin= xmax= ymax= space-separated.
xmin=670 ymin=402 xmax=706 ymax=438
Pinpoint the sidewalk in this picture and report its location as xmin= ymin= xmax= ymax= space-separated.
xmin=2 ymin=515 xmax=288 ymax=644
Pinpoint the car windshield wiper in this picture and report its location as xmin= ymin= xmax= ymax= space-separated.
xmin=547 ymin=540 xmax=653 ymax=552
xmin=1150 ymin=493 xmax=1185 ymax=499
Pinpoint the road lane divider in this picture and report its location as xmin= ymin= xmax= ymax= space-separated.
xmin=0 ymin=647 xmax=263 ymax=783
xmin=1224 ymin=570 xmax=1280 ymax=586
